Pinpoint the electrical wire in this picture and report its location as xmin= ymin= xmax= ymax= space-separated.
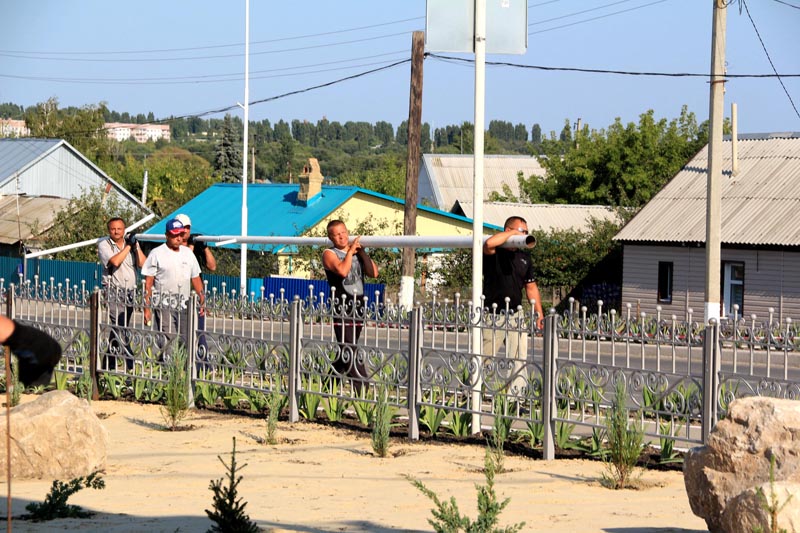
xmin=772 ymin=0 xmax=800 ymax=9
xmin=426 ymin=53 xmax=800 ymax=78
xmin=528 ymin=0 xmax=639 ymax=27
xmin=0 ymin=31 xmax=413 ymax=63
xmin=0 ymin=16 xmax=424 ymax=56
xmin=0 ymin=51 xmax=409 ymax=86
xmin=740 ymin=0 xmax=800 ymax=119
xmin=528 ymin=0 xmax=668 ymax=35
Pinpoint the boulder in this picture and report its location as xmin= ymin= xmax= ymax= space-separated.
xmin=0 ymin=390 xmax=109 ymax=480
xmin=720 ymin=480 xmax=800 ymax=533
xmin=684 ymin=396 xmax=800 ymax=533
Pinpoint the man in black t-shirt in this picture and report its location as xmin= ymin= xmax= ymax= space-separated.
xmin=482 ymin=216 xmax=544 ymax=359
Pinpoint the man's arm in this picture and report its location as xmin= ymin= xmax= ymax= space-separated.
xmin=134 ymin=244 xmax=146 ymax=268
xmin=203 ymin=248 xmax=217 ymax=272
xmin=190 ymin=275 xmax=206 ymax=315
xmin=525 ymin=281 xmax=545 ymax=329
xmin=143 ymin=275 xmax=155 ymax=324
xmin=483 ymin=230 xmax=517 ymax=256
xmin=99 ymin=239 xmax=131 ymax=269
xmin=322 ymin=245 xmax=356 ymax=278
xmin=356 ymin=248 xmax=379 ymax=278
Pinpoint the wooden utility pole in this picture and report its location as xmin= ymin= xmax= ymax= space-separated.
xmin=400 ymin=31 xmax=424 ymax=308
xmin=704 ymin=0 xmax=726 ymax=323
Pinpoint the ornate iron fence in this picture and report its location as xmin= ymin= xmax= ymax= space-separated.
xmin=3 ymin=281 xmax=800 ymax=459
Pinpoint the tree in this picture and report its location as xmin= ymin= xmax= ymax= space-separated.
xmin=105 ymin=146 xmax=214 ymax=217
xmin=527 ymin=107 xmax=707 ymax=209
xmin=337 ymin=156 xmax=406 ymax=198
xmin=214 ymin=114 xmax=243 ymax=183
xmin=41 ymin=188 xmax=145 ymax=262
xmin=24 ymin=98 xmax=113 ymax=164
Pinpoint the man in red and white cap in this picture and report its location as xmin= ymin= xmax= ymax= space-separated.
xmin=142 ymin=218 xmax=205 ymax=340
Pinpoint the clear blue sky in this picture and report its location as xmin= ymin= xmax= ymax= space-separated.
xmin=2 ymin=0 xmax=799 ymax=136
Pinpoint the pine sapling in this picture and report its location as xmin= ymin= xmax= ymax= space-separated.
xmin=206 ymin=437 xmax=259 ymax=533
xmin=24 ymin=472 xmax=105 ymax=521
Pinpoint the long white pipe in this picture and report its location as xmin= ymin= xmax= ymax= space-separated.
xmin=240 ymin=0 xmax=250 ymax=295
xmin=135 ymin=234 xmax=536 ymax=249
xmin=24 ymin=213 xmax=155 ymax=259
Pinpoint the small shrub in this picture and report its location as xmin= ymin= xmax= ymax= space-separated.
xmin=407 ymin=451 xmax=525 ymax=533
xmin=487 ymin=399 xmax=512 ymax=473
xmin=753 ymin=454 xmax=792 ymax=533
xmin=371 ymin=386 xmax=393 ymax=458
xmin=265 ymin=389 xmax=283 ymax=445
xmin=602 ymin=380 xmax=644 ymax=489
xmin=10 ymin=358 xmax=21 ymax=406
xmin=24 ymin=472 xmax=105 ymax=521
xmin=160 ymin=343 xmax=190 ymax=430
xmin=206 ymin=437 xmax=259 ymax=533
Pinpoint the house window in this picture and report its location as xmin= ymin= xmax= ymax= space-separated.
xmin=657 ymin=262 xmax=673 ymax=304
xmin=723 ymin=262 xmax=745 ymax=316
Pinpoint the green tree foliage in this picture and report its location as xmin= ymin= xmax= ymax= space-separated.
xmin=105 ymin=146 xmax=214 ymax=217
xmin=529 ymin=217 xmax=621 ymax=290
xmin=214 ymin=114 xmax=243 ymax=183
xmin=530 ymin=107 xmax=707 ymax=208
xmin=336 ymin=156 xmax=407 ymax=198
xmin=24 ymin=98 xmax=113 ymax=164
xmin=0 ymin=102 xmax=25 ymax=119
xmin=41 ymin=188 xmax=145 ymax=262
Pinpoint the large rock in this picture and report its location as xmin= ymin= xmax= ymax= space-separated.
xmin=0 ymin=390 xmax=109 ymax=479
xmin=684 ymin=396 xmax=800 ymax=533
xmin=720 ymin=480 xmax=800 ymax=533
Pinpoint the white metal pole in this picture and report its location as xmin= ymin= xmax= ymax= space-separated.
xmin=240 ymin=0 xmax=250 ymax=296
xmin=471 ymin=0 xmax=487 ymax=435
xmin=704 ymin=0 xmax=726 ymax=323
xmin=25 ymin=213 xmax=156 ymax=259
xmin=137 ymin=234 xmax=536 ymax=249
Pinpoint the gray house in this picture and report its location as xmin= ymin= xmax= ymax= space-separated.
xmin=614 ymin=132 xmax=800 ymax=321
xmin=0 ymin=138 xmax=149 ymax=253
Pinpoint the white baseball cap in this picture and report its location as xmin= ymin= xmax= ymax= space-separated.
xmin=175 ymin=214 xmax=191 ymax=227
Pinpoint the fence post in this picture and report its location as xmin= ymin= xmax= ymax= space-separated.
xmin=702 ymin=319 xmax=720 ymax=443
xmin=186 ymin=294 xmax=198 ymax=408
xmin=6 ymin=285 xmax=14 ymax=320
xmin=288 ymin=297 xmax=300 ymax=422
xmin=89 ymin=290 xmax=100 ymax=401
xmin=542 ymin=311 xmax=558 ymax=461
xmin=407 ymin=306 xmax=421 ymax=440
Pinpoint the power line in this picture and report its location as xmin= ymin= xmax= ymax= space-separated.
xmin=528 ymin=0 xmax=668 ymax=35
xmin=0 ymin=31 xmax=413 ymax=63
xmin=427 ymin=53 xmax=800 ymax=78
xmin=0 ymin=54 xmax=410 ymax=86
xmin=740 ymin=0 xmax=800 ymax=119
xmin=528 ymin=0 xmax=639 ymax=27
xmin=0 ymin=16 xmax=424 ymax=56
xmin=772 ymin=0 xmax=800 ymax=9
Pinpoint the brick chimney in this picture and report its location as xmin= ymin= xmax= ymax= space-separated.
xmin=297 ymin=158 xmax=324 ymax=205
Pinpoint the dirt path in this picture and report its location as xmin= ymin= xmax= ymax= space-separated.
xmin=3 ymin=398 xmax=708 ymax=532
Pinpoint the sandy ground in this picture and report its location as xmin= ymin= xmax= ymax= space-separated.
xmin=2 ymin=396 xmax=709 ymax=533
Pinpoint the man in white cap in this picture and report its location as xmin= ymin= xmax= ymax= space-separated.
xmin=142 ymin=218 xmax=205 ymax=346
xmin=175 ymin=213 xmax=216 ymax=272
xmin=175 ymin=213 xmax=215 ymax=364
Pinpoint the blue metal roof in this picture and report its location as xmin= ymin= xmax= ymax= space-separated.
xmin=144 ymin=183 xmax=359 ymax=251
xmin=143 ymin=183 xmax=502 ymax=251
xmin=0 ymin=139 xmax=62 ymax=182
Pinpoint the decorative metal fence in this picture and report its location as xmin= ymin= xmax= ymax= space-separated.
xmin=3 ymin=278 xmax=800 ymax=460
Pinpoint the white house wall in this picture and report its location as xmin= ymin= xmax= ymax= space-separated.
xmin=621 ymin=245 xmax=800 ymax=322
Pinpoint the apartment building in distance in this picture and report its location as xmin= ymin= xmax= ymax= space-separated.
xmin=0 ymin=119 xmax=30 ymax=138
xmin=105 ymin=122 xmax=171 ymax=143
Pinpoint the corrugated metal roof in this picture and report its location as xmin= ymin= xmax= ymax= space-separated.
xmin=457 ymin=201 xmax=618 ymax=233
xmin=0 ymin=139 xmax=61 ymax=182
xmin=0 ymin=195 xmax=71 ymax=244
xmin=614 ymin=134 xmax=800 ymax=246
xmin=0 ymin=138 xmax=149 ymax=213
xmin=421 ymin=154 xmax=545 ymax=211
